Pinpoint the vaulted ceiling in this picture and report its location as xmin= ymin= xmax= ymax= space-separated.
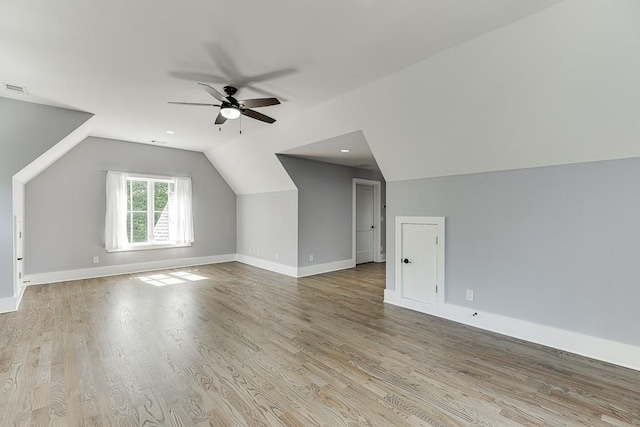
xmin=4 ymin=1 xmax=639 ymax=196
xmin=1 ymin=0 xmax=562 ymax=152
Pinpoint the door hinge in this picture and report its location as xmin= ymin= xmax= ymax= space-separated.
xmin=19 ymin=232 xmax=22 ymax=238
xmin=436 ymin=285 xmax=438 ymax=293
xmin=436 ymin=236 xmax=438 ymax=244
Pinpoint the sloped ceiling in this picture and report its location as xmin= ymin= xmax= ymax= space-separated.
xmin=279 ymin=131 xmax=379 ymax=171
xmin=1 ymin=0 xmax=562 ymax=153
xmin=207 ymin=0 xmax=640 ymax=194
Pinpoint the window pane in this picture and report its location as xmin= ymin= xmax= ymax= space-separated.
xmin=153 ymin=182 xmax=171 ymax=242
xmin=132 ymin=212 xmax=147 ymax=243
xmin=131 ymin=181 xmax=147 ymax=211
xmin=154 ymin=182 xmax=168 ymax=211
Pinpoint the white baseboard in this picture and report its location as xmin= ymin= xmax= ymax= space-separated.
xmin=384 ymin=289 xmax=640 ymax=372
xmin=22 ymin=253 xmax=355 ymax=299
xmin=25 ymin=254 xmax=236 ymax=286
xmin=235 ymin=254 xmax=298 ymax=277
xmin=0 ymin=296 xmax=17 ymax=314
xmin=297 ymin=258 xmax=355 ymax=278
xmin=0 ymin=285 xmax=26 ymax=314
xmin=235 ymin=255 xmax=355 ymax=278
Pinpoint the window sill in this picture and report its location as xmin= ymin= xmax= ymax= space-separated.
xmin=106 ymin=243 xmax=192 ymax=253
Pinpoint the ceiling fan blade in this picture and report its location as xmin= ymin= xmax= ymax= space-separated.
xmin=245 ymin=84 xmax=288 ymax=102
xmin=198 ymin=83 xmax=227 ymax=103
xmin=243 ymin=68 xmax=298 ymax=84
xmin=168 ymin=102 xmax=220 ymax=107
xmin=214 ymin=112 xmax=227 ymax=125
xmin=169 ymin=71 xmax=228 ymax=84
xmin=206 ymin=43 xmax=246 ymax=84
xmin=241 ymin=108 xmax=276 ymax=124
xmin=240 ymin=98 xmax=280 ymax=109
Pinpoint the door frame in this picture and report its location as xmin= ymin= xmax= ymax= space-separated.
xmin=395 ymin=216 xmax=445 ymax=306
xmin=352 ymin=179 xmax=382 ymax=263
xmin=14 ymin=217 xmax=23 ymax=295
xmin=12 ymin=177 xmax=26 ymax=303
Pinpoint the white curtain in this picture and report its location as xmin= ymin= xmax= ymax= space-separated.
xmin=104 ymin=171 xmax=129 ymax=251
xmin=170 ymin=176 xmax=194 ymax=245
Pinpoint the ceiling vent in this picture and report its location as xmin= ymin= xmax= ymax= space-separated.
xmin=3 ymin=83 xmax=29 ymax=95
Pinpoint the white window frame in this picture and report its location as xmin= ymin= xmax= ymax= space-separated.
xmin=107 ymin=172 xmax=193 ymax=252
xmin=126 ymin=176 xmax=174 ymax=249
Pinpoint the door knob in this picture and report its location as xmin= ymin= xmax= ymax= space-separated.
xmin=403 ymin=258 xmax=411 ymax=264
xmin=17 ymin=258 xmax=23 ymax=261
xmin=371 ymin=225 xmax=375 ymax=229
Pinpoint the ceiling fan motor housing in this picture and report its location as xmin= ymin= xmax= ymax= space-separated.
xmin=223 ymin=85 xmax=238 ymax=96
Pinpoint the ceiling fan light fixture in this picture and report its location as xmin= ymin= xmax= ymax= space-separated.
xmin=340 ymin=149 xmax=351 ymax=153
xmin=220 ymin=106 xmax=241 ymax=119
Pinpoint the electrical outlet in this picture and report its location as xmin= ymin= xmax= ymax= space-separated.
xmin=248 ymin=248 xmax=252 ymax=255
xmin=466 ymin=289 xmax=474 ymax=302
xmin=256 ymin=249 xmax=260 ymax=256
xmin=275 ymin=252 xmax=279 ymax=260
xmin=309 ymin=255 xmax=314 ymax=262
xmin=93 ymin=256 xmax=99 ymax=264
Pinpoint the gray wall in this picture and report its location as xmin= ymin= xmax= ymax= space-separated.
xmin=0 ymin=97 xmax=92 ymax=297
xmin=25 ymin=137 xmax=236 ymax=274
xmin=278 ymin=155 xmax=385 ymax=268
xmin=387 ymin=157 xmax=640 ymax=346
xmin=237 ymin=190 xmax=298 ymax=267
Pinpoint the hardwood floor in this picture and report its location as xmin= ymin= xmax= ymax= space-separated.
xmin=0 ymin=262 xmax=638 ymax=426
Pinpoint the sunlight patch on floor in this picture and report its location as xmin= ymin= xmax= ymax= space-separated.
xmin=136 ymin=270 xmax=208 ymax=286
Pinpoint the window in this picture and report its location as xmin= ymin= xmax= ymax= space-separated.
xmin=105 ymin=172 xmax=193 ymax=251
xmin=126 ymin=177 xmax=174 ymax=245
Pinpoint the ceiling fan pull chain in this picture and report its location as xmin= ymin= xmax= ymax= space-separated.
xmin=239 ymin=114 xmax=242 ymax=134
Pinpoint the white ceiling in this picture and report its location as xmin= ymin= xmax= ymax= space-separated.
xmin=279 ymin=130 xmax=379 ymax=171
xmin=0 ymin=0 xmax=563 ymax=152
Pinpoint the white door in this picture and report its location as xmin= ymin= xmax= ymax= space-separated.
xmin=400 ymin=223 xmax=438 ymax=304
xmin=355 ymin=184 xmax=375 ymax=264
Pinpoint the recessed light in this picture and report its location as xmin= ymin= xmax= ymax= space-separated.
xmin=340 ymin=149 xmax=351 ymax=153
xmin=165 ymin=130 xmax=176 ymax=135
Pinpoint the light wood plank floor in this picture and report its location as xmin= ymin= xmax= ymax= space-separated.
xmin=1 ymin=262 xmax=638 ymax=426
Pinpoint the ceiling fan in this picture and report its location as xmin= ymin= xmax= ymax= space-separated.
xmin=169 ymin=83 xmax=280 ymax=125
